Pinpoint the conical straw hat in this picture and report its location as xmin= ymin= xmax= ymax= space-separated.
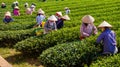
xmin=48 ymin=15 xmax=57 ymax=21
xmin=56 ymin=12 xmax=62 ymax=16
xmin=25 ymin=3 xmax=28 ymax=6
xmin=5 ymin=11 xmax=11 ymax=17
xmin=62 ymin=15 xmax=70 ymax=20
xmin=82 ymin=15 xmax=95 ymax=23
xmin=5 ymin=11 xmax=11 ymax=15
xmin=38 ymin=8 xmax=45 ymax=14
xmin=31 ymin=5 xmax=35 ymax=8
xmin=26 ymin=8 xmax=31 ymax=11
xmin=5 ymin=13 xmax=11 ymax=17
xmin=98 ymin=21 xmax=112 ymax=28
xmin=64 ymin=7 xmax=69 ymax=10
xmin=2 ymin=2 xmax=5 ymax=5
xmin=14 ymin=6 xmax=19 ymax=9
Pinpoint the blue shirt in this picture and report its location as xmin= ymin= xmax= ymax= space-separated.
xmin=56 ymin=18 xmax=64 ymax=29
xmin=96 ymin=28 xmax=117 ymax=54
xmin=3 ymin=18 xmax=13 ymax=23
xmin=36 ymin=15 xmax=45 ymax=24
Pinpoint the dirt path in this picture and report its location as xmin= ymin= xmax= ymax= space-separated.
xmin=0 ymin=55 xmax=12 ymax=67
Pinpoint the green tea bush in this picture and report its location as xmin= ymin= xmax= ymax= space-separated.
xmin=39 ymin=39 xmax=101 ymax=67
xmin=14 ymin=26 xmax=80 ymax=54
xmin=0 ymin=22 xmax=35 ymax=31
xmin=39 ymin=30 xmax=120 ymax=67
xmin=0 ymin=29 xmax=35 ymax=47
xmin=90 ymin=54 xmax=120 ymax=67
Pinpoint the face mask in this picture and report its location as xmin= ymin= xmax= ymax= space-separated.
xmin=50 ymin=22 xmax=54 ymax=26
xmin=84 ymin=23 xmax=88 ymax=26
xmin=101 ymin=28 xmax=105 ymax=32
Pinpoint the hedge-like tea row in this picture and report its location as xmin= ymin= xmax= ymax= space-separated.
xmin=38 ymin=30 xmax=120 ymax=67
xmin=0 ymin=29 xmax=35 ymax=47
xmin=90 ymin=54 xmax=120 ymax=67
xmin=38 ymin=37 xmax=101 ymax=67
xmin=0 ymin=22 xmax=35 ymax=31
xmin=14 ymin=26 xmax=80 ymax=54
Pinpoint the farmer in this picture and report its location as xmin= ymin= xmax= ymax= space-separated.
xmin=13 ymin=6 xmax=20 ymax=16
xmin=55 ymin=12 xmax=65 ymax=29
xmin=1 ymin=2 xmax=6 ymax=8
xmin=44 ymin=15 xmax=57 ymax=34
xmin=64 ymin=7 xmax=70 ymax=15
xmin=24 ymin=2 xmax=29 ymax=8
xmin=3 ymin=11 xmax=14 ymax=23
xmin=30 ymin=5 xmax=35 ymax=12
xmin=96 ymin=21 xmax=118 ymax=55
xmin=34 ymin=9 xmax=45 ymax=28
xmin=26 ymin=8 xmax=32 ymax=15
xmin=11 ymin=1 xmax=19 ymax=9
xmin=15 ymin=1 xmax=19 ymax=6
xmin=80 ymin=15 xmax=97 ymax=40
xmin=11 ymin=2 xmax=16 ymax=9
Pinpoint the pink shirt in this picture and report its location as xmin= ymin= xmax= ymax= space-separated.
xmin=13 ymin=9 xmax=20 ymax=16
xmin=80 ymin=23 xmax=97 ymax=37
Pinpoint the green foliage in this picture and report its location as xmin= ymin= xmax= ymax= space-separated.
xmin=38 ymin=39 xmax=101 ymax=67
xmin=0 ymin=21 xmax=35 ymax=31
xmin=0 ymin=29 xmax=35 ymax=47
xmin=90 ymin=54 xmax=120 ymax=67
xmin=14 ymin=26 xmax=80 ymax=54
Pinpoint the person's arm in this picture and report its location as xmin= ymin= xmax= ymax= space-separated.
xmin=3 ymin=18 xmax=6 ymax=22
xmin=80 ymin=24 xmax=89 ymax=37
xmin=93 ymin=25 xmax=98 ymax=34
xmin=96 ymin=33 xmax=104 ymax=43
xmin=111 ymin=31 xmax=117 ymax=45
xmin=44 ymin=22 xmax=51 ymax=31
xmin=36 ymin=16 xmax=38 ymax=23
xmin=54 ymin=22 xmax=57 ymax=31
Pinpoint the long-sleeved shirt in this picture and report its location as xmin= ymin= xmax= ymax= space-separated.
xmin=13 ymin=9 xmax=20 ymax=16
xmin=3 ymin=18 xmax=13 ymax=23
xmin=36 ymin=15 xmax=45 ymax=24
xmin=96 ymin=28 xmax=118 ymax=54
xmin=44 ymin=21 xmax=57 ymax=34
xmin=56 ymin=18 xmax=64 ymax=29
xmin=80 ymin=23 xmax=97 ymax=37
xmin=65 ymin=9 xmax=70 ymax=15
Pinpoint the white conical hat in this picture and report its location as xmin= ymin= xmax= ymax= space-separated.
xmin=26 ymin=8 xmax=31 ymax=11
xmin=56 ymin=12 xmax=62 ymax=16
xmin=31 ymin=5 xmax=35 ymax=8
xmin=5 ymin=11 xmax=11 ymax=15
xmin=14 ymin=6 xmax=19 ymax=9
xmin=38 ymin=8 xmax=45 ymax=14
xmin=82 ymin=15 xmax=95 ymax=23
xmin=5 ymin=13 xmax=11 ymax=17
xmin=62 ymin=15 xmax=70 ymax=20
xmin=15 ymin=1 xmax=19 ymax=3
xmin=5 ymin=11 xmax=11 ymax=17
xmin=25 ymin=3 xmax=28 ymax=5
xmin=2 ymin=2 xmax=5 ymax=5
xmin=98 ymin=21 xmax=112 ymax=28
xmin=48 ymin=15 xmax=57 ymax=21
xmin=64 ymin=7 xmax=69 ymax=10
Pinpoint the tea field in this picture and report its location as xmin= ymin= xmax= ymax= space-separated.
xmin=0 ymin=0 xmax=120 ymax=67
